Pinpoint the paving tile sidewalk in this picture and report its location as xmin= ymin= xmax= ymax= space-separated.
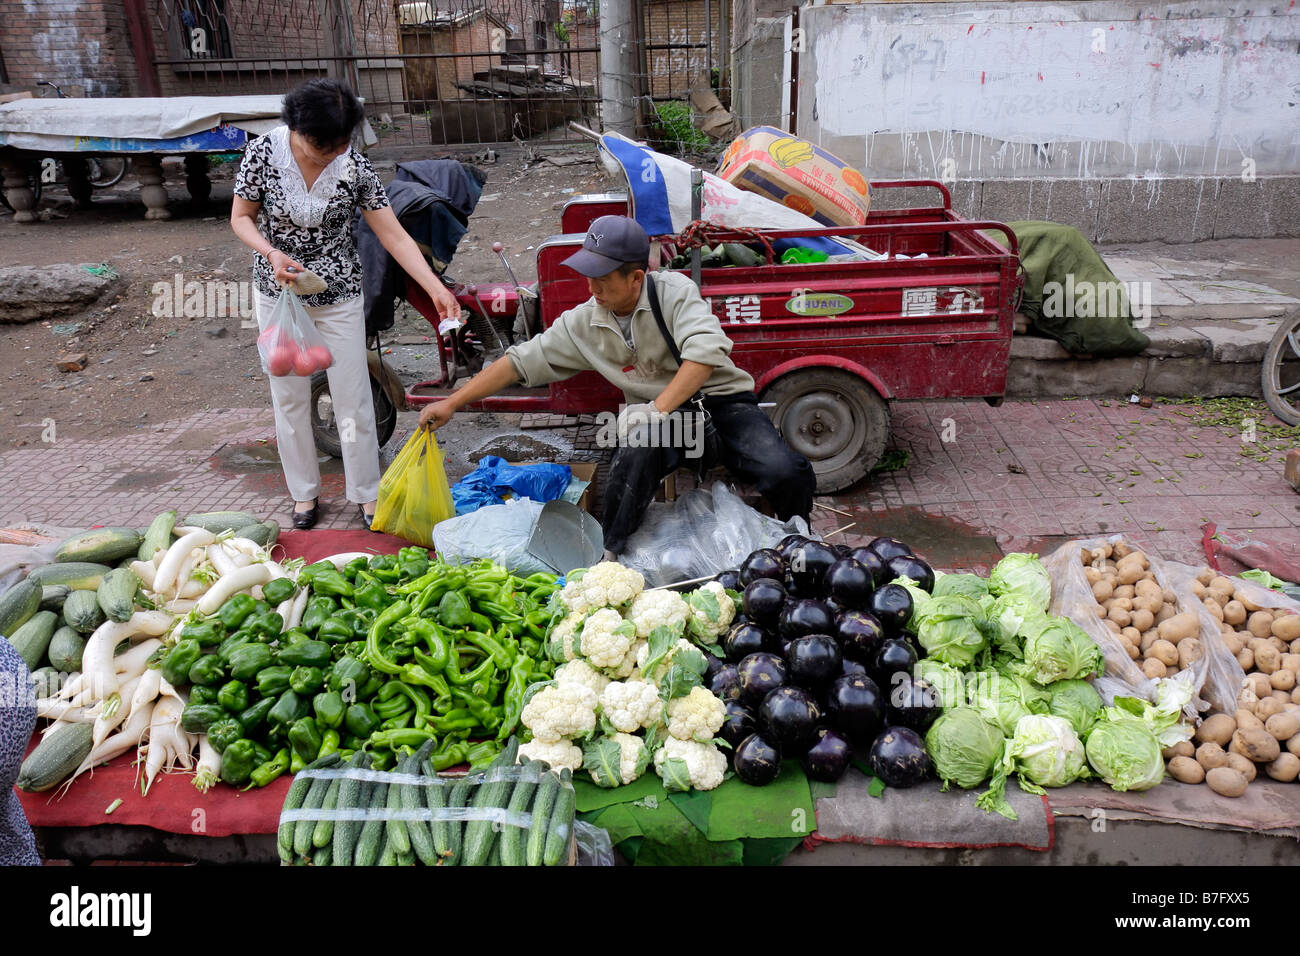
xmin=2 ymin=400 xmax=1296 ymax=572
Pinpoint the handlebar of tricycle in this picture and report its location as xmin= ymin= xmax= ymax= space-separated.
xmin=867 ymin=179 xmax=953 ymax=210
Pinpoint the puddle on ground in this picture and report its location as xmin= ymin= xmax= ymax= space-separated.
xmin=209 ymin=441 xmax=343 ymax=475
xmin=470 ymin=434 xmax=569 ymax=462
xmin=109 ymin=469 xmax=181 ymax=491
xmin=834 ymin=505 xmax=1008 ymax=573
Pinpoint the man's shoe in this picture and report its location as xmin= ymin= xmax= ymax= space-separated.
xmin=292 ymin=499 xmax=320 ymax=530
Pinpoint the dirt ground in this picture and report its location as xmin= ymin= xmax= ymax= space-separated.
xmin=0 ymin=147 xmax=609 ymax=445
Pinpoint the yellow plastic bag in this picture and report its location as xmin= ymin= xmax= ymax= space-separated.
xmin=371 ymin=429 xmax=455 ymax=547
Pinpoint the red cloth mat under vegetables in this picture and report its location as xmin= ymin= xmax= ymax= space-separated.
xmin=17 ymin=529 xmax=407 ymax=837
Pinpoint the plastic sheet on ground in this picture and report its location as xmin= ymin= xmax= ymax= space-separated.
xmin=618 ymin=482 xmax=810 ymax=587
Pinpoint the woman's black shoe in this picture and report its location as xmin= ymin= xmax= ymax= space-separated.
xmin=292 ymin=499 xmax=320 ymax=530
xmin=359 ymin=504 xmax=379 ymax=531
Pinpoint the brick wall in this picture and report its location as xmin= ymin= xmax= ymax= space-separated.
xmin=0 ymin=0 xmax=138 ymax=96
xmin=644 ymin=0 xmax=724 ymax=100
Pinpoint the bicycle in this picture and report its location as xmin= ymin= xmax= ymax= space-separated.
xmin=1260 ymin=310 xmax=1300 ymax=426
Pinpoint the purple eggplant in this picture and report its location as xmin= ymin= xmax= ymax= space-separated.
xmin=869 ymin=583 xmax=914 ymax=635
xmin=849 ymin=547 xmax=890 ymax=589
xmin=887 ymin=554 xmax=935 ymax=593
xmin=785 ymin=634 xmax=842 ymax=689
xmin=733 ymin=733 xmax=783 ymax=786
xmin=825 ymin=673 xmax=885 ymax=746
xmin=742 ymin=577 xmax=787 ymax=630
xmin=802 ymin=727 xmax=852 ymax=782
xmin=825 ymin=558 xmax=874 ymax=610
xmin=736 ymin=652 xmax=789 ymax=706
xmin=740 ymin=549 xmax=785 ymax=586
xmin=885 ymin=673 xmax=941 ymax=733
xmin=778 ymin=598 xmax=836 ymax=640
xmin=788 ymin=541 xmax=839 ymax=596
xmin=837 ymin=609 xmax=886 ymax=664
xmin=759 ymin=686 xmax=821 ymax=754
xmin=713 ymin=568 xmax=742 ymax=592
xmin=724 ymin=622 xmax=770 ymax=663
xmin=869 ymin=726 xmax=933 ymax=788
xmin=870 ymin=637 xmax=918 ymax=686
xmin=718 ymin=699 xmax=758 ymax=749
xmin=709 ymin=663 xmax=743 ymax=701
xmin=867 ymin=536 xmax=914 ymax=563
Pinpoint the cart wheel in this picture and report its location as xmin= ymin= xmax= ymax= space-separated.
xmin=762 ymin=368 xmax=890 ymax=494
xmin=1261 ymin=310 xmax=1300 ymax=427
xmin=310 ymin=371 xmax=398 ymax=458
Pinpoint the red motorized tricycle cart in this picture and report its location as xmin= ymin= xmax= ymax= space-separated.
xmin=312 ymin=180 xmax=1021 ymax=494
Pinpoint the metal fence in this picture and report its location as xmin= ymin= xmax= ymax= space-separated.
xmin=148 ymin=0 xmax=729 ymax=150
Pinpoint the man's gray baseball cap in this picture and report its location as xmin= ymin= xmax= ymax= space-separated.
xmin=562 ymin=215 xmax=651 ymax=277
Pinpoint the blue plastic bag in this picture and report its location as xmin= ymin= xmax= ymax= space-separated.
xmin=451 ymin=456 xmax=572 ymax=515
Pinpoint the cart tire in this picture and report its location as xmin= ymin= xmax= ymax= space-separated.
xmin=1261 ymin=310 xmax=1300 ymax=427
xmin=310 ymin=371 xmax=398 ymax=459
xmin=761 ymin=368 xmax=890 ymax=494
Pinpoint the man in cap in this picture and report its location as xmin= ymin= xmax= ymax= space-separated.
xmin=419 ymin=215 xmax=815 ymax=558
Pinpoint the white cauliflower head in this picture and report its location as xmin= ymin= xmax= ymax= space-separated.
xmin=636 ymin=636 xmax=702 ymax=686
xmin=665 ymin=685 xmax=727 ymax=742
xmin=685 ymin=581 xmax=736 ymax=644
xmin=547 ymin=613 xmax=582 ymax=663
xmin=600 ymin=679 xmax=662 ymax=733
xmin=582 ymin=733 xmax=651 ymax=787
xmin=626 ymin=588 xmax=689 ymax=639
xmin=578 ymin=608 xmax=637 ymax=670
xmin=560 ymin=561 xmax=644 ymax=615
xmin=521 ymin=683 xmax=598 ymax=743
xmin=517 ymin=738 xmax=584 ymax=773
xmin=608 ymin=638 xmax=646 ymax=679
xmin=654 ymin=737 xmax=727 ymax=791
xmin=554 ymin=659 xmax=610 ymax=698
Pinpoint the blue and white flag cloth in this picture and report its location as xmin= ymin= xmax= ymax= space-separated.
xmin=597 ymin=132 xmax=881 ymax=260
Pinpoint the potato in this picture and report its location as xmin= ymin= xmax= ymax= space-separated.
xmin=1148 ymin=639 xmax=1179 ymax=668
xmin=1272 ymin=689 xmax=1292 ymax=703
xmin=1112 ymin=596 xmax=1135 ymax=612
xmin=1265 ymin=752 xmax=1300 ymax=782
xmin=1289 ymin=733 xmax=1300 ymax=757
xmin=1162 ymin=588 xmax=1178 ymax=605
xmin=1255 ymin=696 xmax=1286 ymax=720
xmin=1292 ymin=638 xmax=1300 ymax=655
xmin=1206 ymin=766 xmax=1249 ymax=797
xmin=1083 ymin=566 xmax=1101 ymax=585
xmin=1224 ymin=752 xmax=1258 ymax=781
xmin=1128 ymin=608 xmax=1155 ymax=633
xmin=1140 ymin=630 xmax=1160 ymax=654
xmin=1092 ymin=579 xmax=1114 ymax=603
xmin=1270 ymin=669 xmax=1296 ymax=692
xmin=1265 ymin=711 xmax=1300 ymax=742
xmin=1273 ymin=614 xmax=1300 ymax=642
xmin=1156 ymin=604 xmax=1177 ymax=624
xmin=1203 ymin=599 xmax=1224 ymax=623
xmin=1192 ymin=580 xmax=1207 ymax=598
xmin=1162 ymin=740 xmax=1195 ymax=760
xmin=1237 ymin=647 xmax=1255 ymax=671
xmin=1270 ymin=636 xmax=1290 ymax=655
xmin=1238 ymin=592 xmax=1262 ymax=613
xmin=1103 ymin=618 xmax=1122 ymax=634
xmin=1246 ymin=672 xmax=1272 ymax=700
xmin=1196 ymin=741 xmax=1230 ymax=770
xmin=1121 ymin=625 xmax=1142 ymax=644
xmin=1142 ymin=657 xmax=1169 ymax=679
xmin=1281 ymin=654 xmax=1300 ymax=673
xmin=1093 ymin=604 xmax=1108 ymax=619
xmin=1179 ymin=638 xmax=1204 ymax=671
xmin=1195 ymin=567 xmax=1215 ymax=586
xmin=1247 ymin=611 xmax=1274 ymax=639
xmin=1196 ymin=714 xmax=1237 ymax=746
xmin=1235 ymin=709 xmax=1264 ymax=732
xmin=1100 ymin=544 xmax=1115 ymax=559
xmin=1254 ymin=643 xmax=1281 ymax=675
xmin=1222 ymin=633 xmax=1244 ymax=655
xmin=1221 ymin=600 xmax=1247 ymax=626
xmin=1210 ymin=575 xmax=1236 ymax=595
xmin=1117 ymin=564 xmax=1144 ymax=586
xmin=1123 ymin=639 xmax=1141 ymax=661
xmin=1167 ymin=755 xmax=1205 ymax=784
xmin=1208 ymin=589 xmax=1234 ymax=610
xmin=1157 ymin=613 xmax=1199 ymax=644
xmin=1135 ymin=579 xmax=1162 ymax=600
xmin=1231 ymin=728 xmax=1281 ymax=763
xmin=1293 ymin=687 xmax=1300 ymax=705
xmin=1108 ymin=607 xmax=1132 ymax=628
xmin=1111 ymin=541 xmax=1131 ymax=560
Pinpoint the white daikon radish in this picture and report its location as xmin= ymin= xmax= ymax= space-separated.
xmin=195 ymin=563 xmax=274 ymax=615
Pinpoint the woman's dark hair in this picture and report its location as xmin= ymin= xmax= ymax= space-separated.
xmin=281 ymin=78 xmax=364 ymax=148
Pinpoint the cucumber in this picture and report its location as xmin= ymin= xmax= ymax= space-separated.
xmin=183 ymin=511 xmax=262 ymax=534
xmin=9 ymin=610 xmax=58 ymax=671
xmin=385 ymin=760 xmax=410 ymax=857
xmin=17 ymin=721 xmax=93 ymax=792
xmin=543 ymin=769 xmax=577 ymax=866
xmin=354 ymin=779 xmax=389 ymax=866
xmin=235 ymin=520 xmax=280 ymax=548
xmin=61 ymin=589 xmax=104 ymax=635
xmin=461 ymin=741 xmax=520 ymax=867
xmin=487 ymin=840 xmax=502 ymax=866
xmin=39 ymin=585 xmax=70 ymax=612
xmin=0 ymin=579 xmax=41 ymax=638
xmin=423 ymin=759 xmax=451 ymax=862
xmin=47 ymin=626 xmax=86 ymax=672
xmin=55 ymin=527 xmax=142 ymax=565
xmin=500 ymin=759 xmax=545 ymax=867
xmin=376 ymin=834 xmax=396 ymax=866
xmin=28 ymin=562 xmax=111 ymax=592
xmin=278 ymin=767 xmax=316 ymax=863
xmin=526 ymin=771 xmax=561 ymax=866
xmin=404 ymin=754 xmax=438 ymax=866
xmin=312 ymin=775 xmax=343 ymax=849
xmin=295 ymin=768 xmax=336 ymax=860
xmin=332 ymin=751 xmax=371 ymax=867
xmin=138 ymin=510 xmax=178 ymax=561
xmin=396 ymin=849 xmax=415 ymax=866
xmin=311 ymin=843 xmax=332 ymax=867
xmin=445 ymin=774 xmax=479 ymax=866
xmin=97 ymin=567 xmax=139 ymax=624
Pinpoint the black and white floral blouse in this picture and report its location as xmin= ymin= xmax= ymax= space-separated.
xmin=234 ymin=124 xmax=391 ymax=307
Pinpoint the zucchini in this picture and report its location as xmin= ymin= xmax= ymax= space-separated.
xmin=424 ymin=760 xmax=451 ymax=862
xmin=61 ymin=589 xmax=104 ymax=635
xmin=55 ymin=527 xmax=142 ymax=565
xmin=526 ymin=770 xmax=561 ymax=866
xmin=183 ymin=511 xmax=262 ymax=534
xmin=9 ymin=610 xmax=58 ymax=671
xmin=39 ymin=585 xmax=70 ymax=612
xmin=332 ymin=751 xmax=371 ymax=867
xmin=0 ymin=579 xmax=41 ymax=638
xmin=138 ymin=509 xmax=178 ymax=561
xmin=500 ymin=759 xmax=545 ymax=867
xmin=96 ymin=567 xmax=140 ymax=624
xmin=28 ymin=562 xmax=111 ymax=592
xmin=236 ymin=520 xmax=281 ymax=548
xmin=445 ymin=773 xmax=479 ymax=866
xmin=543 ymin=769 xmax=577 ymax=866
xmin=353 ymin=779 xmax=389 ymax=866
xmin=30 ymin=666 xmax=61 ymax=699
xmin=461 ymin=742 xmax=519 ymax=866
xmin=17 ymin=721 xmax=93 ymax=792
xmin=294 ymin=769 xmax=336 ymax=860
xmin=313 ymin=775 xmax=343 ymax=849
xmin=47 ymin=626 xmax=86 ymax=672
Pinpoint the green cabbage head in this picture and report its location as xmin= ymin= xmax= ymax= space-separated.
xmin=988 ymin=553 xmax=1052 ymax=612
xmin=1049 ymin=679 xmax=1104 ymax=738
xmin=1085 ymin=713 xmax=1166 ymax=792
xmin=1017 ymin=616 xmax=1104 ymax=685
xmin=914 ymin=594 xmax=989 ymax=668
xmin=925 ymin=707 xmax=1005 ymax=790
